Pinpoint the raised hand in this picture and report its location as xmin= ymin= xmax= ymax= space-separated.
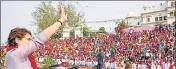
xmin=59 ymin=5 xmax=68 ymax=23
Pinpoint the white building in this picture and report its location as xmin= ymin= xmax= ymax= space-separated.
xmin=166 ymin=1 xmax=175 ymax=24
xmin=62 ymin=23 xmax=71 ymax=39
xmin=62 ymin=22 xmax=84 ymax=39
xmin=125 ymin=12 xmax=142 ymax=27
xmin=125 ymin=1 xmax=175 ymax=27
xmin=74 ymin=23 xmax=84 ymax=38
xmin=141 ymin=3 xmax=167 ymax=26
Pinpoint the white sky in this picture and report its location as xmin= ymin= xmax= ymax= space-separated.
xmin=1 ymin=1 xmax=165 ymax=44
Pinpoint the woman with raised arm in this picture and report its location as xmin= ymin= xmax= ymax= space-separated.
xmin=5 ymin=5 xmax=67 ymax=69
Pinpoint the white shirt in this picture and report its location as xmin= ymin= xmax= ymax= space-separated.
xmin=57 ymin=59 xmax=62 ymax=64
xmin=39 ymin=57 xmax=44 ymax=63
xmin=151 ymin=64 xmax=156 ymax=69
xmin=105 ymin=62 xmax=110 ymax=69
xmin=157 ymin=65 xmax=162 ymax=69
xmin=164 ymin=62 xmax=170 ymax=69
xmin=132 ymin=63 xmax=137 ymax=69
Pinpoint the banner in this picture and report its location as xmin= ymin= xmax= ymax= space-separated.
xmin=84 ymin=19 xmax=120 ymax=23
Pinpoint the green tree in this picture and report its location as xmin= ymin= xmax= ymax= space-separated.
xmin=41 ymin=56 xmax=56 ymax=69
xmin=98 ymin=27 xmax=106 ymax=33
xmin=31 ymin=1 xmax=83 ymax=39
xmin=32 ymin=1 xmax=57 ymax=33
xmin=65 ymin=2 xmax=81 ymax=28
xmin=83 ymin=26 xmax=91 ymax=36
xmin=119 ymin=20 xmax=128 ymax=28
xmin=70 ymin=30 xmax=75 ymax=37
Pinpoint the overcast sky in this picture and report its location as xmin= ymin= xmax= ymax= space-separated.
xmin=1 ymin=1 xmax=165 ymax=44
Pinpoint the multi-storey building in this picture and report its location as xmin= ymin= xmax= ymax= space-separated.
xmin=125 ymin=1 xmax=175 ymax=27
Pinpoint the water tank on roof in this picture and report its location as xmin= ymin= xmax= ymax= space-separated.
xmin=127 ymin=12 xmax=136 ymax=17
xmin=127 ymin=12 xmax=140 ymax=18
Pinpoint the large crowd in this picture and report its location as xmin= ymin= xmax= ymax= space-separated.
xmin=1 ymin=24 xmax=176 ymax=69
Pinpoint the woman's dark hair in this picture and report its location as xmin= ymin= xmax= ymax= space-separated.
xmin=7 ymin=27 xmax=32 ymax=46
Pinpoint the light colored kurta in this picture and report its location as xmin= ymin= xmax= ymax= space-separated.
xmin=5 ymin=32 xmax=48 ymax=69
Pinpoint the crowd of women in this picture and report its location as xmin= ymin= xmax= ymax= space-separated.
xmin=1 ymin=24 xmax=175 ymax=69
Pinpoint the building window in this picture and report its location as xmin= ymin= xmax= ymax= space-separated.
xmin=171 ymin=2 xmax=175 ymax=6
xmin=159 ymin=17 xmax=162 ymax=21
xmin=160 ymin=3 xmax=162 ymax=6
xmin=155 ymin=17 xmax=158 ymax=21
xmin=164 ymin=16 xmax=167 ymax=20
xmin=138 ymin=22 xmax=140 ymax=25
xmin=170 ymin=12 xmax=174 ymax=16
xmin=147 ymin=18 xmax=150 ymax=22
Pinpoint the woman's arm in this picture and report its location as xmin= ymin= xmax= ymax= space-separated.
xmin=11 ymin=5 xmax=67 ymax=60
xmin=43 ymin=5 xmax=67 ymax=39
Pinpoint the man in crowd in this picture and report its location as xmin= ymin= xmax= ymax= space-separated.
xmin=97 ymin=49 xmax=104 ymax=69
